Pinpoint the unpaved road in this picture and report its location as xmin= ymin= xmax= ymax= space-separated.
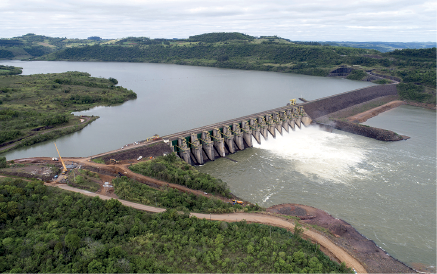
xmin=347 ymin=100 xmax=406 ymax=123
xmin=45 ymin=183 xmax=367 ymax=273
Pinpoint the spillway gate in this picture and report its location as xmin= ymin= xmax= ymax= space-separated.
xmin=162 ymin=105 xmax=312 ymax=165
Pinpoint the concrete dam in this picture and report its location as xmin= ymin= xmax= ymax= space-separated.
xmin=162 ymin=105 xmax=312 ymax=165
xmin=161 ymin=84 xmax=399 ymax=165
xmin=92 ymin=84 xmax=398 ymax=165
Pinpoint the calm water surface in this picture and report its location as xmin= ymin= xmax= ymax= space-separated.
xmin=1 ymin=60 xmax=435 ymax=269
xmin=1 ymin=60 xmax=374 ymax=159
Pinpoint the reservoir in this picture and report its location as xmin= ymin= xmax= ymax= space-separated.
xmin=1 ymin=60 xmax=435 ymax=270
xmin=1 ymin=60 xmax=374 ymax=159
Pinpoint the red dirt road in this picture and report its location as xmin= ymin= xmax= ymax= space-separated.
xmin=45 ymin=183 xmax=367 ymax=273
xmin=347 ymin=100 xmax=406 ymax=123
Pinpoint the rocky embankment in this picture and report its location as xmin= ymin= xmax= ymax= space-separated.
xmin=267 ymin=204 xmax=416 ymax=273
xmin=331 ymin=119 xmax=407 ymax=141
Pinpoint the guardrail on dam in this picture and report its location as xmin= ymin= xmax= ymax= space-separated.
xmin=162 ymin=105 xmax=312 ymax=165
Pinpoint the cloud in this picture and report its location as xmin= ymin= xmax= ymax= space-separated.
xmin=1 ymin=0 xmax=435 ymax=41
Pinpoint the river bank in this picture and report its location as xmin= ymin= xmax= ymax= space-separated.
xmin=267 ymin=204 xmax=416 ymax=273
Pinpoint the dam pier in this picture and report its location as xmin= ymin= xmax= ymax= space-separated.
xmin=89 ymin=84 xmax=399 ymax=166
xmin=162 ymin=105 xmax=312 ymax=165
xmin=161 ymin=84 xmax=399 ymax=165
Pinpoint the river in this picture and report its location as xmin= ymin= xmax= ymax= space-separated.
xmin=198 ymin=105 xmax=436 ymax=270
xmin=1 ymin=60 xmax=435 ymax=270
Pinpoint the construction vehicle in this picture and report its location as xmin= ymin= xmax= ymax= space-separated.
xmin=109 ymin=159 xmax=119 ymax=164
xmin=54 ymin=142 xmax=68 ymax=175
xmin=232 ymin=200 xmax=244 ymax=205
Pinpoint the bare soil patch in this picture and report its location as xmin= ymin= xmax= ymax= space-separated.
xmin=347 ymin=100 xmax=406 ymax=123
xmin=267 ymin=204 xmax=416 ymax=273
xmin=0 ymin=163 xmax=58 ymax=181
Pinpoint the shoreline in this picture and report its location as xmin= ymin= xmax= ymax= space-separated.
xmin=347 ymin=100 xmax=407 ymax=123
xmin=267 ymin=204 xmax=416 ymax=273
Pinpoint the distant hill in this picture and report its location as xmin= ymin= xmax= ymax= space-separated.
xmin=320 ymin=41 xmax=436 ymax=53
xmin=0 ymin=33 xmax=112 ymax=59
xmin=1 ymin=32 xmax=435 ymax=104
xmin=188 ymin=32 xmax=255 ymax=42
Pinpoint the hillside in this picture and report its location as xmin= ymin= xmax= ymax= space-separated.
xmin=322 ymin=41 xmax=436 ymax=53
xmin=1 ymin=32 xmax=435 ymax=104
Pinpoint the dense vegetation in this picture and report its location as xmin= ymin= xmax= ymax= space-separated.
xmin=0 ymin=71 xmax=136 ymax=150
xmin=66 ymin=169 xmax=101 ymax=192
xmin=1 ymin=32 xmax=435 ymax=105
xmin=0 ymin=178 xmax=351 ymax=273
xmin=188 ymin=32 xmax=255 ymax=42
xmin=0 ymin=156 xmax=6 ymax=168
xmin=346 ymin=70 xmax=367 ymax=80
xmin=0 ymin=65 xmax=22 ymax=75
xmin=44 ymin=41 xmax=375 ymax=78
xmin=129 ymin=153 xmax=232 ymax=198
xmin=113 ymin=176 xmax=260 ymax=213
xmin=396 ymin=83 xmax=434 ymax=103
xmin=38 ymin=33 xmax=435 ymax=103
xmin=0 ymin=33 xmax=108 ymax=59
xmin=322 ymin=41 xmax=436 ymax=53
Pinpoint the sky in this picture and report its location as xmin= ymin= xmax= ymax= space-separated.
xmin=1 ymin=0 xmax=436 ymax=42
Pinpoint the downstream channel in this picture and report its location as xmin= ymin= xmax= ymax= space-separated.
xmin=1 ymin=60 xmax=435 ymax=270
xmin=198 ymin=106 xmax=436 ymax=270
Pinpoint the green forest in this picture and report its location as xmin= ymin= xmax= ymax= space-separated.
xmin=129 ymin=154 xmax=232 ymax=198
xmin=0 ymin=71 xmax=136 ymax=152
xmin=0 ymin=178 xmax=351 ymax=273
xmin=0 ymin=65 xmax=22 ymax=76
xmin=113 ymin=176 xmax=260 ymax=213
xmin=1 ymin=32 xmax=435 ymax=104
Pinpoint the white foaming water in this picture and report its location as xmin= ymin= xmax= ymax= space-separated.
xmin=253 ymin=126 xmax=368 ymax=184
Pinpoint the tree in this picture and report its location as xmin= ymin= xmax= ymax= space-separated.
xmin=88 ymin=259 xmax=105 ymax=273
xmin=65 ymin=233 xmax=81 ymax=250
xmin=0 ymin=157 xmax=7 ymax=168
xmin=294 ymin=223 xmax=304 ymax=238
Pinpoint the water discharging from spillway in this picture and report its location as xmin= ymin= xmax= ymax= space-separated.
xmin=252 ymin=125 xmax=368 ymax=185
xmin=198 ymin=117 xmax=436 ymax=270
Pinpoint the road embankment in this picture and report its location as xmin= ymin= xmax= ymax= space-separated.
xmin=43 ymin=182 xmax=367 ymax=273
xmin=331 ymin=119 xmax=407 ymax=141
xmin=346 ymin=100 xmax=406 ymax=123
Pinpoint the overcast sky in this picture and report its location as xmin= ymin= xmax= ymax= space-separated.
xmin=1 ymin=0 xmax=436 ymax=42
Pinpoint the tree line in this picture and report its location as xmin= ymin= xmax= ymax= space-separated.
xmin=129 ymin=153 xmax=232 ymax=198
xmin=0 ymin=177 xmax=351 ymax=273
xmin=0 ymin=71 xmax=136 ymax=149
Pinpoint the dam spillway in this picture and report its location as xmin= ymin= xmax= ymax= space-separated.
xmin=162 ymin=105 xmax=312 ymax=165
xmin=162 ymin=84 xmax=399 ymax=165
xmin=87 ymin=84 xmax=398 ymax=165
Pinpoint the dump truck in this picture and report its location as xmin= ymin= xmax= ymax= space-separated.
xmin=232 ymin=200 xmax=244 ymax=205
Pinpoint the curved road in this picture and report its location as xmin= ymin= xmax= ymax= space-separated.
xmin=47 ymin=183 xmax=367 ymax=273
